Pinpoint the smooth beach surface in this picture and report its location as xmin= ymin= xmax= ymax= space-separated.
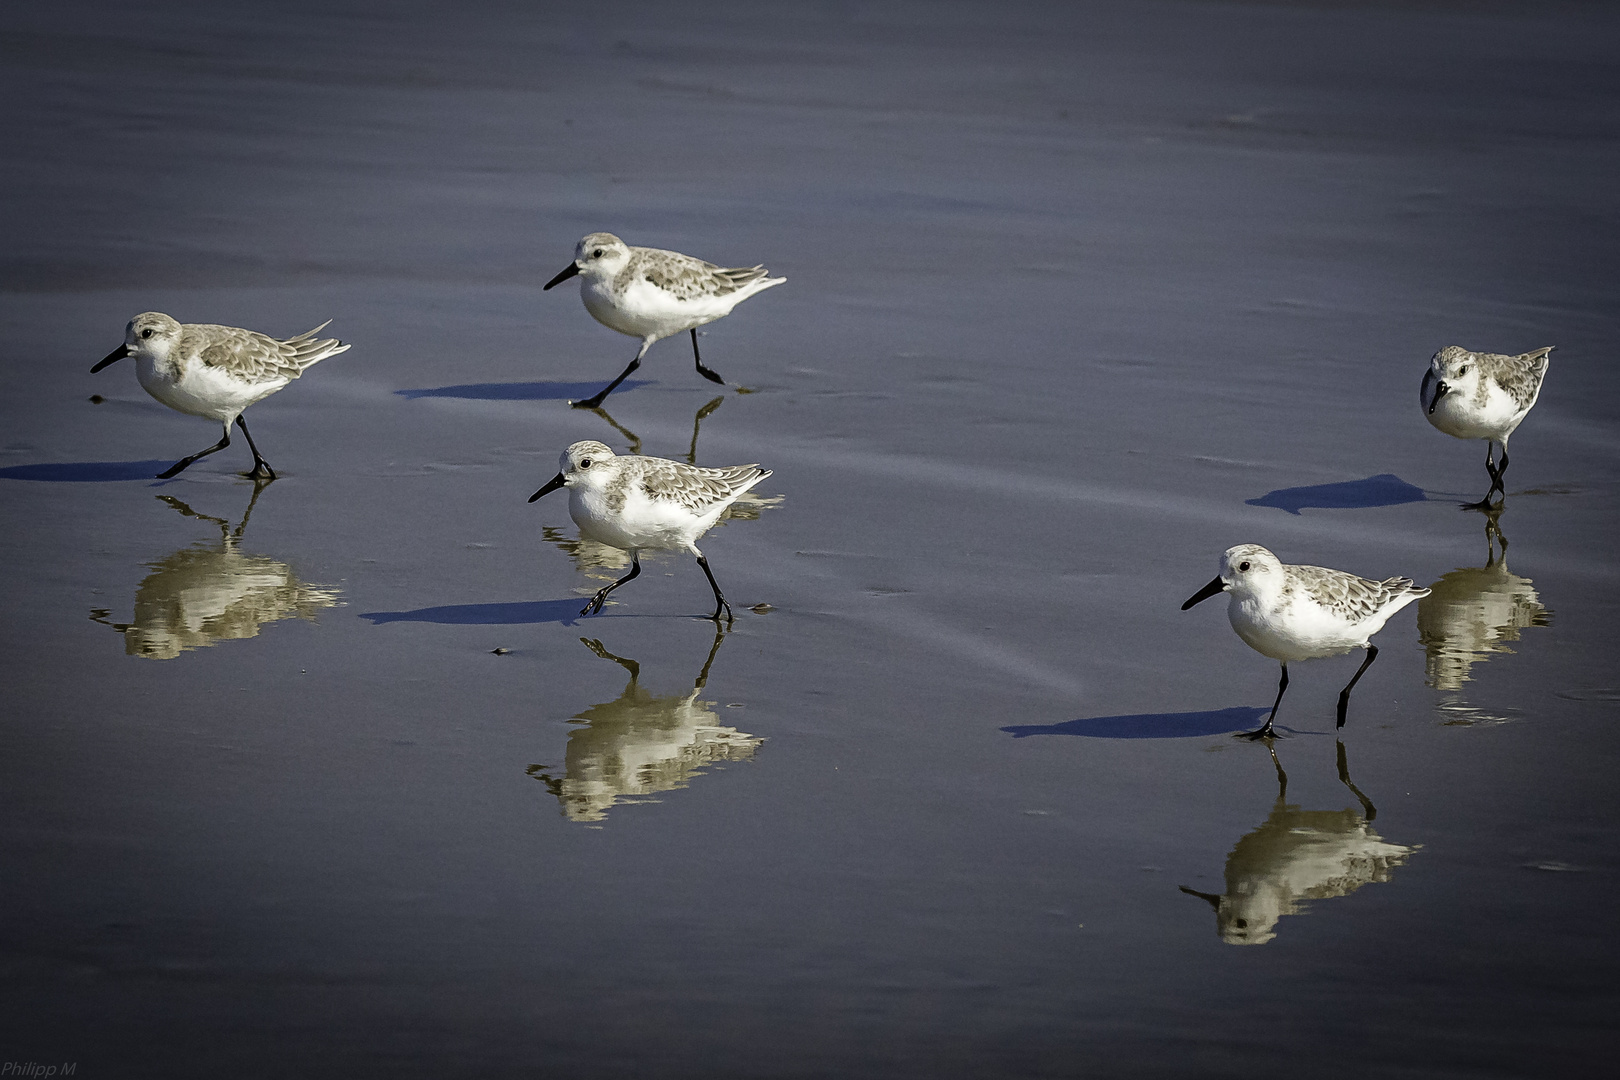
xmin=2 ymin=1 xmax=1617 ymax=1075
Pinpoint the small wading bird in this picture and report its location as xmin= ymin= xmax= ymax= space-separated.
xmin=1182 ymin=545 xmax=1429 ymax=739
xmin=543 ymin=232 xmax=785 ymax=409
xmin=530 ymin=440 xmax=770 ymax=622
xmin=1421 ymin=344 xmax=1553 ymax=509
xmin=94 ymin=312 xmax=349 ymax=480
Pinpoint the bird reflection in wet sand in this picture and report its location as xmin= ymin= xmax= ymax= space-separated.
xmin=90 ymin=483 xmax=341 ymax=659
xmin=1418 ymin=510 xmax=1551 ymax=713
xmin=526 ymin=629 xmax=762 ymax=823
xmin=1180 ymin=742 xmax=1417 ymax=945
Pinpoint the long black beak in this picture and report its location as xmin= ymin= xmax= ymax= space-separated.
xmin=529 ymin=473 xmax=566 ymax=502
xmin=1182 ymin=576 xmax=1226 ymax=610
xmin=1428 ymin=380 xmax=1449 ymax=415
xmin=92 ymin=344 xmax=130 ymax=373
xmin=543 ymin=263 xmax=580 ymax=290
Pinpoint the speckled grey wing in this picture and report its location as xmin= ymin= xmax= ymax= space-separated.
xmin=633 ymin=248 xmax=774 ymax=300
xmin=636 ymin=457 xmax=770 ymax=513
xmin=1293 ymin=565 xmax=1429 ymax=622
xmin=190 ymin=321 xmax=348 ymax=382
xmin=1483 ymin=347 xmax=1552 ymax=411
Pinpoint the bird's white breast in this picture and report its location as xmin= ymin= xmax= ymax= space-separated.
xmin=1426 ymin=378 xmax=1528 ymax=441
xmin=137 ymin=355 xmax=288 ymax=422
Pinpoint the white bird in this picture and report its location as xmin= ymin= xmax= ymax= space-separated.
xmin=1182 ymin=545 xmax=1430 ymax=738
xmin=93 ymin=312 xmax=349 ymax=480
xmin=529 ymin=440 xmax=770 ymax=621
xmin=543 ymin=232 xmax=785 ymax=409
xmin=1421 ymin=344 xmax=1553 ymax=508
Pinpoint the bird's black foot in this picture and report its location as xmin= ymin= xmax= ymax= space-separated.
xmin=156 ymin=459 xmax=191 ymax=480
xmin=571 ymin=393 xmax=610 ymax=410
xmin=708 ymin=599 xmax=734 ymax=625
xmin=246 ymin=462 xmax=276 ymax=482
xmin=1460 ymin=496 xmax=1503 ymax=512
xmin=1235 ymin=723 xmax=1278 ymax=741
xmin=696 ymin=365 xmax=726 ymax=386
xmin=581 ymin=589 xmax=613 ymax=616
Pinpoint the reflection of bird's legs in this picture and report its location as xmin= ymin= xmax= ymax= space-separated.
xmin=233 ymin=476 xmax=269 ymax=539
xmin=157 ymin=494 xmax=232 ymax=545
xmin=580 ymin=636 xmax=641 ymax=682
xmin=692 ymin=622 xmax=726 ymax=689
xmin=1267 ymin=743 xmax=1287 ymax=797
xmin=691 ymin=329 xmax=725 ymax=385
xmin=1336 ymin=739 xmax=1376 ymax=820
xmin=582 ymin=552 xmax=641 ymax=615
xmin=1238 ymin=664 xmax=1287 ymax=739
xmin=156 ymin=423 xmax=232 ymax=479
xmin=582 ymin=404 xmax=643 ymax=456
xmin=696 ymin=553 xmax=733 ymax=624
xmin=236 ymin=415 xmax=275 ymax=481
xmin=574 ymin=339 xmax=652 ymax=410
xmin=687 ymin=396 xmax=725 ymax=464
xmin=1484 ymin=506 xmax=1507 ymax=565
xmin=1336 ymin=644 xmax=1378 ymax=729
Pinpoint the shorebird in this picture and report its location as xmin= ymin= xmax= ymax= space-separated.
xmin=529 ymin=440 xmax=770 ymax=622
xmin=543 ymin=233 xmax=785 ymax=409
xmin=1421 ymin=345 xmax=1553 ymax=508
xmin=93 ymin=312 xmax=349 ymax=480
xmin=1182 ymin=545 xmax=1429 ymax=738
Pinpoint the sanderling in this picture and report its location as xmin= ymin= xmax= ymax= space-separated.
xmin=543 ymin=232 xmax=785 ymax=409
xmin=1421 ymin=344 xmax=1553 ymax=508
xmin=93 ymin=312 xmax=350 ymax=480
xmin=1182 ymin=544 xmax=1429 ymax=738
xmin=529 ymin=440 xmax=770 ymax=622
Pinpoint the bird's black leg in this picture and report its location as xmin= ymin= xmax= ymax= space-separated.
xmin=691 ymin=329 xmax=725 ymax=385
xmin=1490 ymin=448 xmax=1510 ymax=502
xmin=156 ymin=424 xmax=232 ymax=479
xmin=1238 ymin=663 xmax=1288 ymax=740
xmin=1463 ymin=443 xmax=1504 ymax=511
xmin=583 ymin=552 xmax=641 ymax=616
xmin=573 ymin=344 xmax=648 ymax=410
xmin=235 ymin=414 xmax=275 ymax=481
xmin=696 ymin=554 xmax=732 ymax=624
xmin=1336 ymin=644 xmax=1378 ymax=729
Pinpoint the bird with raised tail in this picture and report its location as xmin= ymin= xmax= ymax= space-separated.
xmin=1421 ymin=344 xmax=1552 ymax=508
xmin=529 ymin=440 xmax=770 ymax=622
xmin=93 ymin=312 xmax=349 ymax=480
xmin=1182 ymin=545 xmax=1429 ymax=739
xmin=543 ymin=232 xmax=785 ymax=409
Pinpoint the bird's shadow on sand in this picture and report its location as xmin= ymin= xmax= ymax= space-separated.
xmin=395 ymin=381 xmax=651 ymax=402
xmin=1247 ymin=473 xmax=1427 ymax=515
xmin=1003 ymin=706 xmax=1275 ymax=739
xmin=359 ymin=599 xmax=585 ymax=626
xmin=0 ymin=460 xmax=172 ymax=483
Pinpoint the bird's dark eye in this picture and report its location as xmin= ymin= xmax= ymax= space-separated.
xmin=1459 ymin=365 xmax=1469 ymax=375
xmin=1239 ymin=561 xmax=1251 ymax=572
xmin=141 ymin=328 xmax=153 ymax=339
xmin=592 ymin=248 xmax=604 ymax=258
xmin=579 ymin=459 xmax=592 ymax=469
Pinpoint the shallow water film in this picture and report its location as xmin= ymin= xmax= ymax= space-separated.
xmin=3 ymin=1 xmax=1618 ymax=1076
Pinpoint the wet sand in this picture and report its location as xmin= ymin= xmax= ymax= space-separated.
xmin=3 ymin=1 xmax=1618 ymax=1075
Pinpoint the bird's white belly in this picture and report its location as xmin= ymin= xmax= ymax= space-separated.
xmin=1426 ymin=383 xmax=1526 ymax=442
xmin=137 ymin=358 xmax=283 ymax=422
xmin=582 ymin=278 xmax=729 ymax=342
xmin=569 ymin=488 xmax=721 ymax=553
xmin=1230 ymin=597 xmax=1368 ymax=661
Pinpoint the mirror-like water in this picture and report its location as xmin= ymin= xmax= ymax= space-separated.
xmin=2 ymin=1 xmax=1616 ymax=1076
